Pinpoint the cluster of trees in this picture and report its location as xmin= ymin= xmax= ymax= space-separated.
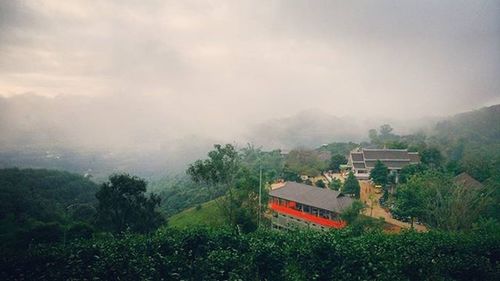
xmin=362 ymin=145 xmax=498 ymax=231
xmin=3 ymin=227 xmax=499 ymax=280
xmin=0 ymin=168 xmax=99 ymax=250
xmin=149 ymin=176 xmax=226 ymax=217
xmin=282 ymin=149 xmax=327 ymax=178
xmin=342 ymin=172 xmax=361 ymax=198
xmin=282 ymin=143 xmax=353 ymax=180
xmin=95 ymin=174 xmax=164 ymax=234
xmin=394 ymin=171 xmax=499 ymax=230
xmin=187 ymin=144 xmax=286 ymax=232
xmin=0 ymin=168 xmax=166 ymax=253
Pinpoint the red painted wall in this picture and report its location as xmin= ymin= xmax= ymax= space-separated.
xmin=269 ymin=203 xmax=346 ymax=228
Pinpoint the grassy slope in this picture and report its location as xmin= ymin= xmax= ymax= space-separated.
xmin=168 ymin=199 xmax=225 ymax=228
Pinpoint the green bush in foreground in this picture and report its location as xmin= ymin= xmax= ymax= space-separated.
xmin=1 ymin=228 xmax=499 ymax=281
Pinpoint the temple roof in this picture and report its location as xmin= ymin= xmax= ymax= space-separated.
xmin=348 ymin=148 xmax=420 ymax=170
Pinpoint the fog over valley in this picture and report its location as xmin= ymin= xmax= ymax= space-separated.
xmin=1 ymin=0 xmax=499 ymax=178
xmin=0 ymin=93 xmax=479 ymax=178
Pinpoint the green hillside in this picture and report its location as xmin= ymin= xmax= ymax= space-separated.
xmin=149 ymin=176 xmax=225 ymax=217
xmin=0 ymin=168 xmax=100 ymax=250
xmin=168 ymin=199 xmax=224 ymax=228
xmin=430 ymin=104 xmax=500 ymax=181
xmin=0 ymin=168 xmax=98 ymax=224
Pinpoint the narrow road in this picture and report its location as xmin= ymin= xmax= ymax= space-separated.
xmin=359 ymin=180 xmax=426 ymax=232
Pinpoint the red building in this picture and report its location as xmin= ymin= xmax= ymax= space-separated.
xmin=268 ymin=182 xmax=353 ymax=230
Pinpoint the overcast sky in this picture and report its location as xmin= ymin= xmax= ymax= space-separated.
xmin=1 ymin=0 xmax=499 ymax=127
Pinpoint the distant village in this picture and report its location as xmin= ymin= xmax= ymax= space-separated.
xmin=268 ymin=148 xmax=481 ymax=232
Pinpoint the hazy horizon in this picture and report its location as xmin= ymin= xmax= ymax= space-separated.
xmin=1 ymin=1 xmax=499 ymax=176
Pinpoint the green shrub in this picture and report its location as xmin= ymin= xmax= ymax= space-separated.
xmin=21 ymin=222 xmax=64 ymax=245
xmin=67 ymin=222 xmax=94 ymax=240
xmin=1 ymin=228 xmax=499 ymax=281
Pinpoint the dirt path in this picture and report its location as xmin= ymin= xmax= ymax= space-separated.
xmin=359 ymin=180 xmax=426 ymax=232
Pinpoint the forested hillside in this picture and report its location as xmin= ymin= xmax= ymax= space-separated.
xmin=0 ymin=168 xmax=98 ymax=249
xmin=433 ymin=104 xmax=500 ymax=146
xmin=429 ymin=104 xmax=500 ymax=181
xmin=149 ymin=176 xmax=225 ymax=217
xmin=0 ymin=168 xmax=98 ymax=221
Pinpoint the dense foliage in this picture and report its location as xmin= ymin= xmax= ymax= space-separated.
xmin=150 ymin=176 xmax=225 ymax=217
xmin=2 ymin=227 xmax=499 ymax=281
xmin=342 ymin=171 xmax=360 ymax=198
xmin=427 ymin=105 xmax=499 ymax=180
xmin=395 ymin=171 xmax=497 ymax=230
xmin=398 ymin=163 xmax=428 ymax=184
xmin=0 ymin=168 xmax=98 ymax=250
xmin=187 ymin=144 xmax=267 ymax=231
xmin=329 ymin=178 xmax=342 ymax=190
xmin=329 ymin=154 xmax=348 ymax=172
xmin=369 ymin=160 xmax=389 ymax=186
xmin=283 ymin=149 xmax=327 ymax=177
xmin=96 ymin=174 xmax=165 ymax=234
xmin=0 ymin=168 xmax=98 ymax=221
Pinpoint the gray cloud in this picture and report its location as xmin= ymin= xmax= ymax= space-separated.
xmin=0 ymin=0 xmax=499 ymax=151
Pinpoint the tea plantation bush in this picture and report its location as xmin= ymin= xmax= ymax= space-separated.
xmin=1 ymin=228 xmax=499 ymax=280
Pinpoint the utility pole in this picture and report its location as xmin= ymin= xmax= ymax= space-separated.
xmin=258 ymin=164 xmax=262 ymax=227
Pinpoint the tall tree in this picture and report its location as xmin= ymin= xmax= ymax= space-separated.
xmin=343 ymin=172 xmax=360 ymax=198
xmin=239 ymin=144 xmax=284 ymax=184
xmin=369 ymin=160 xmax=389 ymax=186
xmin=329 ymin=154 xmax=347 ymax=172
xmin=420 ymin=147 xmax=443 ymax=168
xmin=96 ymin=174 xmax=164 ymax=234
xmin=398 ymin=163 xmax=428 ymax=184
xmin=368 ymin=129 xmax=379 ymax=145
xmin=394 ymin=180 xmax=425 ymax=228
xmin=379 ymin=124 xmax=394 ymax=138
xmin=368 ymin=124 xmax=400 ymax=147
xmin=187 ymin=144 xmax=242 ymax=226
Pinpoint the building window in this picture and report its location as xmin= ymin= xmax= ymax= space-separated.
xmin=296 ymin=203 xmax=303 ymax=211
xmin=319 ymin=209 xmax=330 ymax=219
xmin=303 ymin=205 xmax=311 ymax=213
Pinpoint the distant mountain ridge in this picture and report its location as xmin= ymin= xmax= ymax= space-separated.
xmin=0 ymin=93 xmax=498 ymax=179
xmin=433 ymin=104 xmax=500 ymax=145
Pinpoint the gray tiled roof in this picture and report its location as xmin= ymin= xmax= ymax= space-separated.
xmin=365 ymin=160 xmax=410 ymax=169
xmin=353 ymin=162 xmax=366 ymax=169
xmin=269 ymin=182 xmax=353 ymax=213
xmin=363 ymin=149 xmax=411 ymax=160
xmin=351 ymin=152 xmax=364 ymax=162
xmin=348 ymin=149 xmax=420 ymax=171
